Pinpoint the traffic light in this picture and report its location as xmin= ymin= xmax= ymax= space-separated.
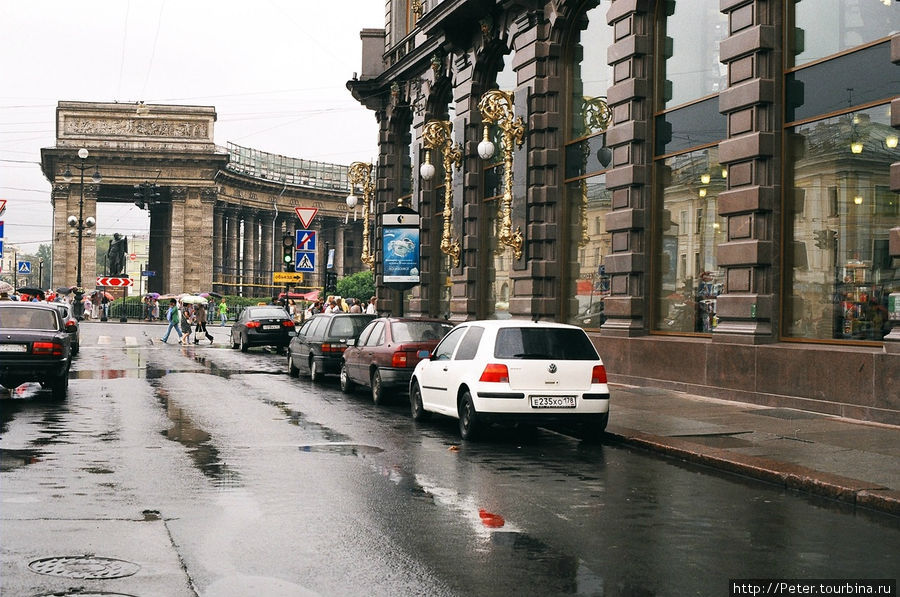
xmin=325 ymin=270 xmax=337 ymax=294
xmin=133 ymin=183 xmax=160 ymax=210
xmin=282 ymin=234 xmax=294 ymax=272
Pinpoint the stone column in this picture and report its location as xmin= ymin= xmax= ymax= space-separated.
xmin=603 ymin=1 xmax=654 ymax=335
xmin=225 ymin=207 xmax=241 ymax=293
xmin=213 ymin=204 xmax=225 ymax=293
xmin=713 ymin=0 xmax=778 ymax=343
xmin=50 ymin=184 xmax=70 ymax=289
xmin=194 ymin=187 xmax=216 ymax=292
xmin=78 ymin=183 xmax=99 ymax=289
xmin=167 ymin=187 xmax=188 ymax=295
xmin=259 ymin=211 xmax=275 ymax=292
xmin=241 ymin=209 xmax=257 ymax=296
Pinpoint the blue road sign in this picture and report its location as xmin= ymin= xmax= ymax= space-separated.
xmin=141 ymin=270 xmax=156 ymax=277
xmin=296 ymin=251 xmax=315 ymax=272
xmin=295 ymin=229 xmax=316 ymax=252
xmin=0 ymin=240 xmax=4 ymax=259
xmin=0 ymin=220 xmax=4 ymax=239
xmin=17 ymin=261 xmax=31 ymax=275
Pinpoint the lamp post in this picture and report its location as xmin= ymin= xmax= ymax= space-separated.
xmin=62 ymin=148 xmax=101 ymax=288
xmin=477 ymin=89 xmax=525 ymax=260
xmin=347 ymin=161 xmax=376 ymax=270
xmin=420 ymin=120 xmax=462 ymax=267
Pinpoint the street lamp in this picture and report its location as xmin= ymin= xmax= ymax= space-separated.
xmin=420 ymin=120 xmax=462 ymax=267
xmin=62 ymin=148 xmax=101 ymax=288
xmin=347 ymin=161 xmax=375 ymax=270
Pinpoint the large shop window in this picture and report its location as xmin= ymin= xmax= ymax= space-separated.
xmin=653 ymin=148 xmax=726 ymax=333
xmin=564 ymin=2 xmax=613 ymax=330
xmin=785 ymin=104 xmax=898 ymax=342
xmin=659 ymin=0 xmax=727 ymax=109
xmin=788 ymin=0 xmax=898 ymax=68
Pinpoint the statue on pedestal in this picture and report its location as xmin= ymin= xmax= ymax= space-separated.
xmin=107 ymin=233 xmax=127 ymax=277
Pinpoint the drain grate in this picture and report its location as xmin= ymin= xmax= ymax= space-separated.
xmin=28 ymin=556 xmax=140 ymax=579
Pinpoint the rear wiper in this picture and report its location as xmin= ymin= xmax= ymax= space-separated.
xmin=512 ymin=353 xmax=553 ymax=359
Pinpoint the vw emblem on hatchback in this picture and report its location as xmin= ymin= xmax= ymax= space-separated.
xmin=548 ymin=364 xmax=557 ymax=374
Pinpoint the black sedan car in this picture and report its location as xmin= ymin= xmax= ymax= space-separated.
xmin=0 ymin=302 xmax=72 ymax=399
xmin=51 ymin=302 xmax=80 ymax=355
xmin=287 ymin=313 xmax=375 ymax=382
xmin=229 ymin=306 xmax=295 ymax=352
xmin=340 ymin=317 xmax=454 ymax=404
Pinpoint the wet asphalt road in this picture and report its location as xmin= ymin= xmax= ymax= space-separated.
xmin=1 ymin=321 xmax=899 ymax=597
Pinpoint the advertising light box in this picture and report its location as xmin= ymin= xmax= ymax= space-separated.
xmin=382 ymin=210 xmax=420 ymax=286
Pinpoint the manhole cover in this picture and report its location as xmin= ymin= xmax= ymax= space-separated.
xmin=28 ymin=556 xmax=141 ymax=579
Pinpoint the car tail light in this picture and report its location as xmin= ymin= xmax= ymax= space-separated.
xmin=479 ymin=363 xmax=509 ymax=383
xmin=246 ymin=321 xmax=261 ymax=328
xmin=591 ymin=365 xmax=608 ymax=384
xmin=282 ymin=320 xmax=295 ymax=327
xmin=391 ymin=351 xmax=409 ymax=368
xmin=32 ymin=341 xmax=64 ymax=356
xmin=321 ymin=343 xmax=346 ymax=353
xmin=65 ymin=320 xmax=77 ymax=331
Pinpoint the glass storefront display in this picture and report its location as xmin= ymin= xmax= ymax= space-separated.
xmin=785 ymin=104 xmax=898 ymax=341
xmin=653 ymin=148 xmax=726 ymax=333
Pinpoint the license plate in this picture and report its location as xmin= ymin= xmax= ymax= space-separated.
xmin=530 ymin=395 xmax=576 ymax=408
xmin=0 ymin=344 xmax=27 ymax=353
xmin=262 ymin=325 xmax=281 ymax=331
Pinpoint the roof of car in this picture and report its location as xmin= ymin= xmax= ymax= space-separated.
xmin=0 ymin=302 xmax=57 ymax=310
xmin=450 ymin=319 xmax=583 ymax=330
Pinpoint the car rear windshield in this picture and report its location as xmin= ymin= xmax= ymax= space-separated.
xmin=494 ymin=327 xmax=599 ymax=360
xmin=330 ymin=316 xmax=372 ymax=338
xmin=250 ymin=308 xmax=288 ymax=319
xmin=0 ymin=306 xmax=59 ymax=331
xmin=393 ymin=321 xmax=453 ymax=343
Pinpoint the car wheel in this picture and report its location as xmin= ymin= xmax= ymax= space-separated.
xmin=72 ymin=343 xmax=79 ymax=357
xmin=310 ymin=359 xmax=320 ymax=382
xmin=231 ymin=333 xmax=238 ymax=349
xmin=410 ymin=380 xmax=429 ymax=421
xmin=458 ymin=390 xmax=480 ymax=440
xmin=340 ymin=363 xmax=354 ymax=393
xmin=240 ymin=334 xmax=248 ymax=353
xmin=50 ymin=371 xmax=68 ymax=400
xmin=288 ymin=353 xmax=299 ymax=378
xmin=371 ymin=369 xmax=384 ymax=405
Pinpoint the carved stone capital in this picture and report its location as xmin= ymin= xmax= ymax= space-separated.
xmin=170 ymin=186 xmax=188 ymax=201
xmin=52 ymin=184 xmax=70 ymax=196
xmin=200 ymin=187 xmax=218 ymax=203
xmin=83 ymin=184 xmax=100 ymax=198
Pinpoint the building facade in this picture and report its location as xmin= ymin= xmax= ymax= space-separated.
xmin=349 ymin=0 xmax=899 ymax=423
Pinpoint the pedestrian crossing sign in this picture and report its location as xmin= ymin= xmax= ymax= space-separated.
xmin=296 ymin=252 xmax=315 ymax=272
xmin=17 ymin=261 xmax=31 ymax=275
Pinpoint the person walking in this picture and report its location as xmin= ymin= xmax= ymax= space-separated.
xmin=218 ymin=298 xmax=228 ymax=326
xmin=179 ymin=303 xmax=194 ymax=345
xmin=365 ymin=296 xmax=376 ymax=314
xmin=194 ymin=302 xmax=214 ymax=344
xmin=160 ymin=299 xmax=180 ymax=343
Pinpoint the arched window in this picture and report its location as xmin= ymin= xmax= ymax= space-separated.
xmin=783 ymin=4 xmax=898 ymax=343
xmin=563 ymin=1 xmax=614 ymax=330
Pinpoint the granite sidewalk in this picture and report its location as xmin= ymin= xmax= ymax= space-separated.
xmin=604 ymin=383 xmax=900 ymax=516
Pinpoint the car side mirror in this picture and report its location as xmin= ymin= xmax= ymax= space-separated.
xmin=416 ymin=349 xmax=431 ymax=360
xmin=347 ymin=338 xmax=356 ymax=347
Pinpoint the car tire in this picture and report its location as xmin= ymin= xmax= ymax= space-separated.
xmin=231 ymin=334 xmax=238 ymax=349
xmin=288 ymin=353 xmax=299 ymax=378
xmin=72 ymin=343 xmax=79 ymax=357
xmin=340 ymin=363 xmax=354 ymax=393
xmin=240 ymin=334 xmax=248 ymax=353
xmin=310 ymin=359 xmax=320 ymax=382
xmin=50 ymin=371 xmax=68 ymax=400
xmin=458 ymin=390 xmax=480 ymax=440
xmin=410 ymin=380 xmax=429 ymax=421
xmin=371 ymin=369 xmax=384 ymax=405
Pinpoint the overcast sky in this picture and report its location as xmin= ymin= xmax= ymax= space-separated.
xmin=0 ymin=0 xmax=384 ymax=252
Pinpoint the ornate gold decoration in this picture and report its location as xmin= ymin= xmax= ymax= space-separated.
xmin=478 ymin=89 xmax=524 ymax=260
xmin=422 ymin=120 xmax=462 ymax=267
xmin=583 ymin=96 xmax=611 ymax=134
xmin=348 ymin=161 xmax=376 ymax=269
xmin=411 ymin=0 xmax=423 ymax=23
xmin=430 ymin=53 xmax=443 ymax=76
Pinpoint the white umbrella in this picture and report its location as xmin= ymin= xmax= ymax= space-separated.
xmin=0 ymin=280 xmax=13 ymax=294
xmin=181 ymin=295 xmax=208 ymax=305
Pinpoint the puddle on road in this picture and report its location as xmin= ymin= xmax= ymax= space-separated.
xmin=0 ymin=448 xmax=42 ymax=470
xmin=153 ymin=386 xmax=241 ymax=489
xmin=298 ymin=443 xmax=384 ymax=457
xmin=262 ymin=399 xmax=351 ymax=443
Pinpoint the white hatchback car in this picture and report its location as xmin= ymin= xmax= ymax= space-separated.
xmin=409 ymin=320 xmax=610 ymax=440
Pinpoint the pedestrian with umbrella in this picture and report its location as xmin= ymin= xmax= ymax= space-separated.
xmin=193 ymin=300 xmax=214 ymax=344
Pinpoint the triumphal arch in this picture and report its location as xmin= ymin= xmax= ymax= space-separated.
xmin=40 ymin=101 xmax=360 ymax=296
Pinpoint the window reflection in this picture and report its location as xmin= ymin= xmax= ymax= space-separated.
xmin=785 ymin=104 xmax=898 ymax=341
xmin=790 ymin=0 xmax=898 ymax=67
xmin=654 ymin=148 xmax=726 ymax=333
xmin=565 ymin=176 xmax=611 ymax=329
xmin=659 ymin=0 xmax=727 ymax=109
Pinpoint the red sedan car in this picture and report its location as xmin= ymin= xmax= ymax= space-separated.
xmin=340 ymin=317 xmax=454 ymax=405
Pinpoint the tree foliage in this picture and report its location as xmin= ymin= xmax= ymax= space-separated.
xmin=336 ymin=270 xmax=375 ymax=303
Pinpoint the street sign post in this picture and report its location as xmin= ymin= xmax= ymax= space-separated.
xmin=294 ymin=207 xmax=318 ymax=228
xmin=295 ymin=229 xmax=316 ymax=252
xmin=0 ymin=199 xmax=6 ymax=216
xmin=273 ymin=272 xmax=304 ymax=284
xmin=295 ymin=251 xmax=315 ymax=272
xmin=17 ymin=261 xmax=31 ymax=275
xmin=96 ymin=277 xmax=133 ymax=287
